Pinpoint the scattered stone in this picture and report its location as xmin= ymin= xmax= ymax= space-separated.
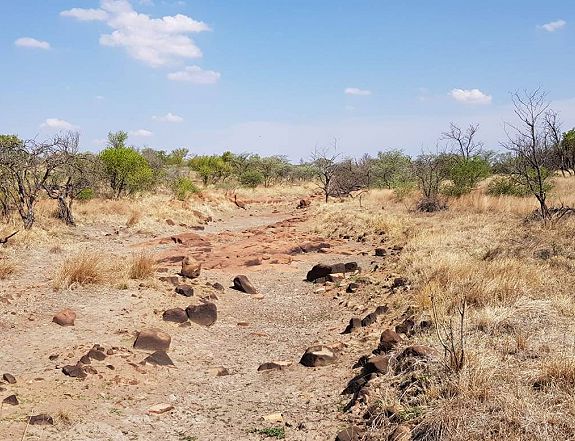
xmin=335 ymin=426 xmax=364 ymax=441
xmin=209 ymin=366 xmax=230 ymax=377
xmin=297 ymin=199 xmax=311 ymax=209
xmin=143 ymin=351 xmax=174 ymax=367
xmin=364 ymin=355 xmax=391 ymax=374
xmin=62 ymin=364 xmax=87 ymax=379
xmin=392 ymin=277 xmax=408 ymax=288
xmin=87 ymin=348 xmax=106 ymax=361
xmin=374 ymin=248 xmax=386 ymax=257
xmin=79 ymin=355 xmax=91 ymax=364
xmin=300 ymin=345 xmax=336 ymax=367
xmin=245 ymin=258 xmax=262 ymax=266
xmin=148 ymin=403 xmax=174 ymax=415
xmin=389 ymin=425 xmax=411 ymax=441
xmin=257 ymin=361 xmax=292 ymax=372
xmin=2 ymin=394 xmax=18 ymax=405
xmin=185 ymin=302 xmax=217 ymax=326
xmin=342 ymin=318 xmax=362 ymax=334
xmin=263 ymin=412 xmax=284 ymax=423
xmin=133 ymin=329 xmax=171 ymax=352
xmin=29 ymin=414 xmax=54 ymax=425
xmin=395 ymin=317 xmax=415 ymax=335
xmin=361 ymin=312 xmax=378 ymax=327
xmin=306 ymin=262 xmax=359 ymax=282
xmin=212 ymin=282 xmax=225 ymax=291
xmin=163 ymin=308 xmax=189 ymax=323
xmin=400 ymin=345 xmax=440 ymax=360
xmin=233 ymin=275 xmax=258 ymax=294
xmin=165 ymin=219 xmax=175 ymax=226
xmin=378 ymin=329 xmax=403 ymax=352
xmin=159 ymin=276 xmax=180 ymax=285
xmin=52 ymin=309 xmax=76 ymax=326
xmin=346 ymin=283 xmax=359 ymax=293
xmin=2 ymin=373 xmax=16 ymax=384
xmin=180 ymin=256 xmax=201 ymax=279
xmin=175 ymin=284 xmax=194 ymax=297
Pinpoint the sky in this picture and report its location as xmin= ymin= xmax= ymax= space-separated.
xmin=1 ymin=0 xmax=574 ymax=160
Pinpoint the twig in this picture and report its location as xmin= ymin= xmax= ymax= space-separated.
xmin=0 ymin=230 xmax=19 ymax=244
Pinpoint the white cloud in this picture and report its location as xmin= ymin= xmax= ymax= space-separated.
xmin=95 ymin=95 xmax=105 ymax=101
xmin=130 ymin=129 xmax=153 ymax=137
xmin=61 ymin=0 xmax=210 ymax=67
xmin=14 ymin=37 xmax=51 ymax=50
xmin=153 ymin=112 xmax=184 ymax=123
xmin=344 ymin=87 xmax=372 ymax=96
xmin=167 ymin=65 xmax=220 ymax=84
xmin=539 ymin=19 xmax=567 ymax=32
xmin=40 ymin=118 xmax=77 ymax=130
xmin=449 ymin=88 xmax=492 ymax=105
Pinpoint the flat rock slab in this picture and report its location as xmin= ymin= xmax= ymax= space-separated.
xmin=143 ymin=350 xmax=175 ymax=367
xmin=186 ymin=303 xmax=217 ymax=327
xmin=134 ymin=328 xmax=171 ymax=352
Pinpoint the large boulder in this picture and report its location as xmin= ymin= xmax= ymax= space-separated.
xmin=180 ymin=256 xmax=201 ymax=279
xmin=378 ymin=329 xmax=403 ymax=352
xmin=233 ymin=275 xmax=258 ymax=294
xmin=186 ymin=303 xmax=217 ymax=326
xmin=133 ymin=328 xmax=171 ymax=352
xmin=306 ymin=262 xmax=359 ymax=282
xmin=163 ymin=308 xmax=189 ymax=323
xmin=300 ymin=345 xmax=336 ymax=367
xmin=335 ymin=426 xmax=364 ymax=441
xmin=52 ymin=309 xmax=76 ymax=326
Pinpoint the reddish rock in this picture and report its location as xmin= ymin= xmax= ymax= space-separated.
xmin=379 ymin=329 xmax=403 ymax=352
xmin=400 ymin=345 xmax=440 ymax=360
xmin=163 ymin=308 xmax=189 ymax=323
xmin=342 ymin=318 xmax=362 ymax=334
xmin=87 ymin=348 xmax=106 ymax=361
xmin=233 ymin=275 xmax=257 ymax=294
xmin=180 ymin=256 xmax=201 ymax=279
xmin=306 ymin=262 xmax=359 ymax=282
xmin=29 ymin=414 xmax=54 ymax=425
xmin=62 ymin=364 xmax=87 ymax=379
xmin=335 ymin=426 xmax=364 ymax=441
xmin=186 ymin=303 xmax=217 ymax=326
xmin=165 ymin=219 xmax=175 ymax=226
xmin=175 ymin=284 xmax=194 ymax=297
xmin=52 ymin=309 xmax=76 ymax=326
xmin=2 ymin=373 xmax=16 ymax=384
xmin=364 ymin=355 xmax=390 ymax=374
xmin=133 ymin=328 xmax=171 ymax=352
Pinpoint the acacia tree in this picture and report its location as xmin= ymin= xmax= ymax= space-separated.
xmin=0 ymin=133 xmax=76 ymax=229
xmin=412 ymin=152 xmax=450 ymax=211
xmin=311 ymin=144 xmax=339 ymax=202
xmin=503 ymin=89 xmax=560 ymax=220
xmin=441 ymin=123 xmax=483 ymax=160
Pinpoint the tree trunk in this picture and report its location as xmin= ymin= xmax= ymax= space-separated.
xmin=57 ymin=195 xmax=75 ymax=226
xmin=22 ymin=209 xmax=35 ymax=230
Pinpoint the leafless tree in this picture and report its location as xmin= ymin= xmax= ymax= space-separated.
xmin=503 ymin=89 xmax=559 ymax=220
xmin=311 ymin=141 xmax=340 ymax=203
xmin=441 ymin=123 xmax=483 ymax=160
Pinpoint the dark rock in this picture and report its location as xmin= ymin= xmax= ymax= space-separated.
xmin=378 ymin=329 xmax=403 ymax=352
xmin=165 ymin=219 xmax=175 ymax=226
xmin=87 ymin=348 xmax=106 ymax=361
xmin=233 ymin=275 xmax=257 ymax=294
xmin=300 ymin=345 xmax=336 ymax=367
xmin=52 ymin=309 xmax=76 ymax=326
xmin=3 ymin=394 xmax=19 ymax=405
xmin=212 ymin=282 xmax=225 ymax=291
xmin=257 ymin=361 xmax=292 ymax=371
xmin=143 ymin=351 xmax=174 ymax=367
xmin=364 ymin=355 xmax=390 ymax=374
xmin=163 ymin=308 xmax=189 ymax=323
xmin=29 ymin=414 xmax=54 ymax=425
xmin=297 ymin=199 xmax=311 ymax=209
xmin=375 ymin=248 xmax=386 ymax=257
xmin=186 ymin=303 xmax=217 ymax=326
xmin=175 ymin=284 xmax=194 ymax=297
xmin=159 ymin=276 xmax=180 ymax=285
xmin=133 ymin=328 xmax=171 ymax=352
xmin=375 ymin=305 xmax=389 ymax=315
xmin=306 ymin=264 xmax=332 ymax=282
xmin=392 ymin=277 xmax=408 ymax=288
xmin=2 ymin=373 xmax=16 ymax=384
xmin=396 ymin=318 xmax=415 ymax=335
xmin=62 ymin=364 xmax=87 ymax=379
xmin=400 ymin=345 xmax=440 ymax=360
xmin=361 ymin=312 xmax=378 ymax=327
xmin=335 ymin=426 xmax=364 ymax=441
xmin=79 ymin=355 xmax=91 ymax=364
xmin=342 ymin=317 xmax=362 ymax=334
xmin=346 ymin=283 xmax=360 ymax=293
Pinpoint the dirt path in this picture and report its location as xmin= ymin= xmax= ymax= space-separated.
xmin=0 ymin=203 xmax=382 ymax=441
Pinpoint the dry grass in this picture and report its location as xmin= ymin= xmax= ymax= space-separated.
xmin=128 ymin=253 xmax=156 ymax=279
xmin=126 ymin=209 xmax=143 ymax=227
xmin=0 ymin=259 xmax=15 ymax=279
xmin=54 ymin=251 xmax=111 ymax=289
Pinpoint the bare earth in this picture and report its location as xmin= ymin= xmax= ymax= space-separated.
xmin=0 ymin=199 xmax=396 ymax=440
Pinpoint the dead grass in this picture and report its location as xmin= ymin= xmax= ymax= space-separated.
xmin=126 ymin=209 xmax=143 ymax=227
xmin=0 ymin=259 xmax=15 ymax=279
xmin=128 ymin=253 xmax=156 ymax=279
xmin=54 ymin=251 xmax=111 ymax=289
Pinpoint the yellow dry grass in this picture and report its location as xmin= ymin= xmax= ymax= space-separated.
xmin=0 ymin=258 xmax=15 ymax=279
xmin=128 ymin=253 xmax=156 ymax=280
xmin=54 ymin=251 xmax=112 ymax=289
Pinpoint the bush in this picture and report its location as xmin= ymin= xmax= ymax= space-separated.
xmin=486 ymin=177 xmax=531 ymax=197
xmin=76 ymin=188 xmax=95 ymax=201
xmin=171 ymin=177 xmax=200 ymax=201
xmin=239 ymin=170 xmax=264 ymax=188
xmin=443 ymin=156 xmax=491 ymax=197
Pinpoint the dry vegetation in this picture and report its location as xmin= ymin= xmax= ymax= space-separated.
xmin=54 ymin=251 xmax=112 ymax=289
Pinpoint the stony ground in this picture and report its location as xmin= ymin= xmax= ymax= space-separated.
xmin=0 ymin=198 xmax=405 ymax=441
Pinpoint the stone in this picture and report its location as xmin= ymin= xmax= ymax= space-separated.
xmin=2 ymin=394 xmax=19 ymax=405
xmin=297 ymin=199 xmax=311 ymax=209
xmin=175 ymin=284 xmax=194 ymax=297
xmin=335 ymin=426 xmax=364 ymax=441
xmin=263 ymin=412 xmax=283 ymax=423
xmin=87 ymin=348 xmax=106 ymax=361
xmin=395 ymin=318 xmax=415 ymax=335
xmin=209 ymin=366 xmax=229 ymax=377
xmin=306 ymin=262 xmax=359 ymax=282
xmin=375 ymin=248 xmax=386 ymax=257
xmin=361 ymin=312 xmax=378 ymax=327
xmin=400 ymin=345 xmax=440 ymax=360
xmin=148 ymin=403 xmax=174 ymax=415
xmin=2 ymin=373 xmax=16 ymax=384
xmin=212 ymin=282 xmax=225 ymax=291
xmin=300 ymin=345 xmax=336 ymax=367
xmin=346 ymin=283 xmax=360 ymax=293
xmin=52 ymin=309 xmax=76 ymax=326
xmin=364 ymin=355 xmax=390 ymax=374
xmin=379 ymin=329 xmax=403 ymax=352
xmin=133 ymin=328 xmax=171 ymax=352
xmin=342 ymin=318 xmax=362 ymax=334
xmin=79 ymin=355 xmax=91 ymax=364
xmin=165 ymin=219 xmax=175 ymax=226
xmin=143 ymin=351 xmax=174 ymax=367
xmin=257 ymin=361 xmax=292 ymax=372
xmin=186 ymin=303 xmax=217 ymax=327
xmin=389 ymin=425 xmax=411 ymax=441
xmin=62 ymin=364 xmax=87 ymax=379
xmin=159 ymin=276 xmax=180 ymax=285
xmin=392 ymin=277 xmax=408 ymax=288
xmin=233 ymin=275 xmax=258 ymax=294
xmin=163 ymin=308 xmax=189 ymax=323
xmin=29 ymin=414 xmax=54 ymax=425
xmin=180 ymin=256 xmax=201 ymax=279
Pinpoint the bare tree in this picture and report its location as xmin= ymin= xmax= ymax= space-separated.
xmin=412 ymin=151 xmax=449 ymax=211
xmin=503 ymin=89 xmax=559 ymax=220
xmin=0 ymin=132 xmax=77 ymax=229
xmin=441 ymin=123 xmax=483 ymax=160
xmin=311 ymin=142 xmax=340 ymax=203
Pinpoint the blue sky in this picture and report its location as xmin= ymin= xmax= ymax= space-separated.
xmin=1 ymin=0 xmax=573 ymax=160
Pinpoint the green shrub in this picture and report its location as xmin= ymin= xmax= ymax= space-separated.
xmin=443 ymin=156 xmax=491 ymax=197
xmin=486 ymin=176 xmax=531 ymax=197
xmin=171 ymin=177 xmax=200 ymax=200
xmin=239 ymin=170 xmax=264 ymax=188
xmin=76 ymin=188 xmax=95 ymax=201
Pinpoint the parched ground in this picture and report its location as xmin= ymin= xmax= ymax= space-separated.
xmin=0 ymin=197 xmax=403 ymax=441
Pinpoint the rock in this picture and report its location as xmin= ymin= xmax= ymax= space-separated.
xmin=208 ymin=366 xmax=229 ymax=377
xmin=263 ymin=412 xmax=284 ymax=423
xmin=87 ymin=348 xmax=106 ymax=361
xmin=2 ymin=394 xmax=19 ymax=405
xmin=233 ymin=275 xmax=257 ymax=294
xmin=180 ymin=256 xmax=201 ymax=279
xmin=379 ymin=329 xmax=403 ymax=352
xmin=375 ymin=248 xmax=386 ymax=257
xmin=335 ymin=426 xmax=364 ymax=441
xmin=361 ymin=312 xmax=379 ymax=327
xmin=159 ymin=276 xmax=180 ymax=285
xmin=175 ymin=284 xmax=194 ymax=297
xmin=400 ymin=345 xmax=440 ymax=360
xmin=392 ymin=277 xmax=408 ymax=288
xmin=165 ymin=219 xmax=175 ymax=226
xmin=148 ymin=403 xmax=174 ymax=415
xmin=297 ymin=199 xmax=311 ymax=209
xmin=133 ymin=329 xmax=171 ymax=352
xmin=212 ymin=282 xmax=225 ymax=291
xmin=62 ymin=364 xmax=87 ymax=379
xmin=186 ymin=303 xmax=217 ymax=326
xmin=342 ymin=318 xmax=362 ymax=334
xmin=29 ymin=414 xmax=54 ymax=425
xmin=257 ymin=361 xmax=292 ymax=372
xmin=306 ymin=262 xmax=359 ymax=282
xmin=52 ymin=309 xmax=76 ymax=326
xmin=245 ymin=258 xmax=262 ymax=266
xmin=346 ymin=283 xmax=359 ymax=293
xmin=163 ymin=308 xmax=189 ymax=323
xmin=143 ymin=351 xmax=174 ymax=367
xmin=364 ymin=355 xmax=390 ymax=374
xmin=2 ymin=373 xmax=16 ymax=384
xmin=389 ymin=425 xmax=411 ymax=441
xmin=395 ymin=318 xmax=415 ymax=335
xmin=79 ymin=354 xmax=91 ymax=364
xmin=300 ymin=345 xmax=336 ymax=367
